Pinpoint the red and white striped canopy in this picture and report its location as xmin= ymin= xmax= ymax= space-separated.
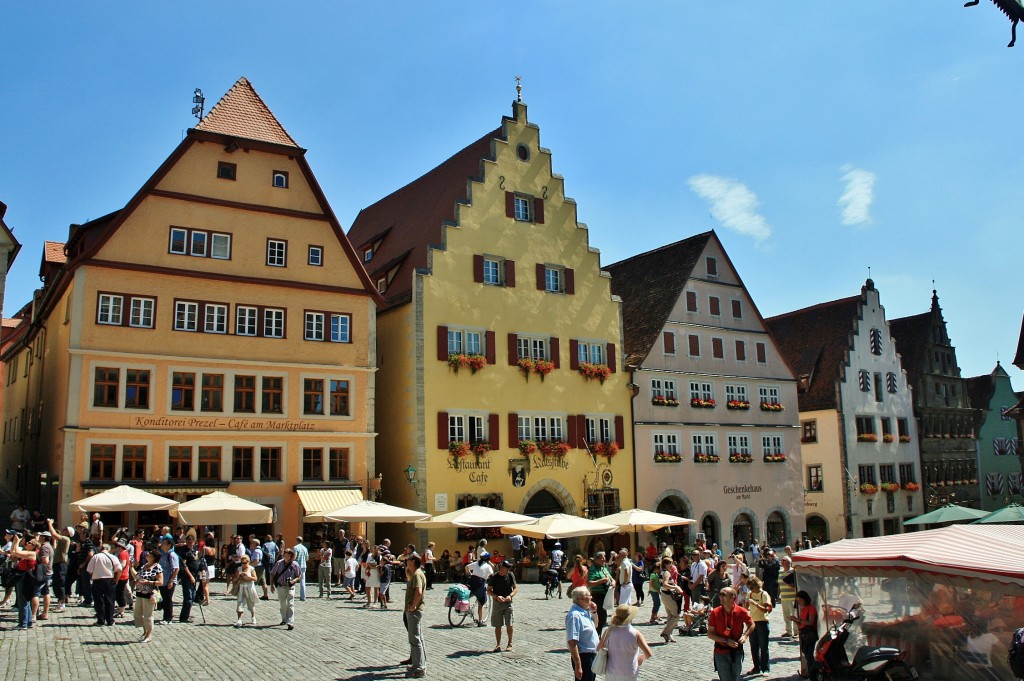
xmin=792 ymin=524 xmax=1024 ymax=594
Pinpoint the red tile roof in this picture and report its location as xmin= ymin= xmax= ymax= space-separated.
xmin=194 ymin=77 xmax=299 ymax=148
xmin=603 ymin=232 xmax=713 ymax=366
xmin=765 ymin=295 xmax=862 ymax=412
xmin=43 ymin=241 xmax=66 ymax=264
xmin=347 ymin=128 xmax=501 ymax=309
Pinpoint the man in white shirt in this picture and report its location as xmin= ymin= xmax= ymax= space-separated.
xmin=86 ymin=544 xmax=122 ymax=626
xmin=292 ymin=537 xmax=309 ymax=601
xmin=89 ymin=513 xmax=104 ymax=544
xmin=689 ymin=549 xmax=708 ymax=602
xmin=9 ymin=503 xmax=29 ymax=531
xmin=343 ymin=550 xmax=359 ymax=600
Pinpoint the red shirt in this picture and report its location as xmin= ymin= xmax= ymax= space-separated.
xmin=709 ymin=605 xmax=752 ymax=653
xmin=117 ymin=550 xmax=131 ymax=581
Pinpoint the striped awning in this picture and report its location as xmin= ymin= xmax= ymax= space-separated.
xmin=297 ymin=488 xmax=363 ymax=521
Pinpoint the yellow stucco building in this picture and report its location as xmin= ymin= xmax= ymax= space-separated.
xmin=348 ymin=99 xmax=636 ymax=553
xmin=0 ymin=78 xmax=381 ymax=538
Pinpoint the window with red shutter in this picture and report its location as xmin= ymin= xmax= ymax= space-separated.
xmin=664 ymin=332 xmax=676 ymax=354
xmin=473 ymin=255 xmax=484 ymax=283
xmin=688 ymin=334 xmax=700 ymax=357
xmin=686 ymin=291 xmax=697 ymax=313
xmin=508 ymin=412 xmax=519 ymax=448
xmin=533 ymin=198 xmax=544 ymax=224
xmin=731 ymin=299 xmax=742 ymax=318
xmin=709 ymin=296 xmax=721 ymax=316
xmin=536 ymin=263 xmax=546 ymax=290
xmin=712 ymin=337 xmax=724 ymax=359
xmin=485 ymin=331 xmax=496 ymax=365
xmin=756 ymin=342 xmax=767 ymax=364
xmin=437 ymin=326 xmax=449 ymax=361
xmin=569 ymin=339 xmax=579 ymax=370
xmin=735 ymin=340 xmax=746 ymax=361
xmin=564 ymin=268 xmax=575 ymax=295
xmin=706 ymin=256 xmax=718 ymax=276
xmin=505 ymin=260 xmax=516 ymax=287
xmin=615 ymin=415 xmax=625 ymax=448
xmin=505 ymin=191 xmax=515 ymax=218
xmin=508 ymin=333 xmax=519 ymax=365
xmin=437 ymin=411 xmax=449 ymax=449
xmin=606 ymin=343 xmax=616 ymax=373
xmin=550 ymin=337 xmax=560 ymax=368
xmin=488 ymin=414 xmax=499 ymax=450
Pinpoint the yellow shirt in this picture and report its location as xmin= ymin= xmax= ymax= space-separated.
xmin=748 ymin=589 xmax=771 ymax=623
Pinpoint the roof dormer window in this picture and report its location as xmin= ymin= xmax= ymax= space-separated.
xmin=217 ymin=162 xmax=236 ymax=181
xmin=272 ymin=171 xmax=289 ymax=188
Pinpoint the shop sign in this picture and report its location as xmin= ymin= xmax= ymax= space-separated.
xmin=723 ymin=484 xmax=762 ymax=500
xmin=447 ymin=457 xmax=491 ymax=485
xmin=132 ymin=416 xmax=317 ymax=432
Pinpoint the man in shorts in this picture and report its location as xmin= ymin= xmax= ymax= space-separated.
xmin=487 ymin=560 xmax=519 ymax=651
xmin=342 ymin=550 xmax=358 ymax=599
xmin=331 ymin=529 xmax=347 ymax=586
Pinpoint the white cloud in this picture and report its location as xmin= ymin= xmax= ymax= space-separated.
xmin=838 ymin=165 xmax=876 ymax=226
xmin=687 ymin=174 xmax=771 ymax=242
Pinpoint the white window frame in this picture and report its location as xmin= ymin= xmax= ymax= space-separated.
xmin=267 ymin=239 xmax=287 ymax=267
xmin=584 ymin=416 xmax=612 ymax=443
xmin=169 ymin=227 xmax=187 ymax=255
xmin=448 ymin=413 xmax=487 ymax=444
xmin=664 ymin=379 xmax=677 ymax=400
xmin=97 ymin=294 xmax=124 ymax=325
xmin=483 ymin=257 xmax=501 ymax=286
xmin=204 ymin=304 xmax=228 ymax=334
xmin=544 ymin=266 xmax=563 ymax=293
xmin=190 ymin=231 xmax=207 ymax=257
xmin=308 ymin=245 xmax=323 ymax=266
xmin=653 ymin=433 xmax=679 ymax=454
xmin=236 ymin=306 xmax=258 ymax=336
xmin=513 ymin=195 xmax=531 ymax=222
xmin=448 ymin=327 xmax=483 ymax=355
xmin=727 ymin=434 xmax=751 ymax=455
xmin=651 ymin=379 xmax=664 ymax=399
xmin=577 ymin=341 xmax=605 ymax=365
xmin=517 ymin=414 xmax=564 ymax=442
xmin=264 ymin=308 xmax=285 ymax=338
xmin=305 ymin=312 xmax=325 ymax=341
xmin=272 ymin=171 xmax=288 ymax=189
xmin=516 ymin=335 xmax=548 ymax=361
xmin=129 ymin=297 xmax=155 ymax=328
xmin=725 ymin=384 xmax=748 ymax=403
xmin=762 ymin=434 xmax=784 ymax=456
xmin=759 ymin=386 xmax=781 ymax=405
xmin=210 ymin=233 xmax=231 ymax=260
xmin=692 ymin=433 xmax=717 ymax=455
xmin=330 ymin=314 xmax=350 ymax=343
xmin=689 ymin=381 xmax=713 ymax=401
xmin=174 ymin=301 xmax=199 ymax=332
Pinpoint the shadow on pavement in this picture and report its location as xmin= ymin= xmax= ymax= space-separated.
xmin=447 ymin=649 xmax=492 ymax=659
xmin=340 ymin=666 xmax=406 ymax=680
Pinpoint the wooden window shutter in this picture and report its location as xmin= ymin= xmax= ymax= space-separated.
xmin=567 ymin=415 xmax=577 ymax=448
xmin=508 ymin=412 xmax=519 ymax=448
xmin=712 ymin=338 xmax=724 ymax=359
xmin=505 ymin=191 xmax=515 ymax=218
xmin=488 ymin=414 xmax=500 ymax=450
xmin=473 ymin=255 xmax=484 ymax=283
xmin=732 ymin=299 xmax=742 ymax=318
xmin=756 ymin=342 xmax=767 ymax=364
xmin=615 ymin=415 xmax=625 ymax=448
xmin=507 ymin=333 xmax=519 ymax=366
xmin=607 ymin=343 xmax=616 ymax=373
xmin=549 ymin=337 xmax=560 ymax=368
xmin=686 ymin=291 xmax=697 ymax=312
xmin=533 ymin=198 xmax=545 ymax=224
xmin=437 ymin=325 xmax=449 ymax=361
xmin=688 ymin=334 xmax=700 ymax=357
xmin=437 ymin=411 xmax=449 ymax=449
xmin=536 ymin=263 xmax=546 ymax=290
xmin=569 ymin=339 xmax=579 ymax=370
xmin=664 ymin=331 xmax=675 ymax=354
xmin=572 ymin=415 xmax=585 ymax=449
xmin=485 ymin=331 xmax=496 ymax=365
xmin=505 ymin=260 xmax=516 ymax=287
xmin=564 ymin=268 xmax=575 ymax=295
xmin=735 ymin=340 xmax=746 ymax=361
xmin=709 ymin=296 xmax=721 ymax=316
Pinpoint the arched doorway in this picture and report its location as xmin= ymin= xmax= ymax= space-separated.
xmin=700 ymin=514 xmax=718 ymax=546
xmin=765 ymin=511 xmax=786 ymax=547
xmin=806 ymin=514 xmax=829 ymax=543
xmin=732 ymin=513 xmax=753 ymax=548
xmin=524 ymin=489 xmax=563 ymax=517
xmin=656 ymin=495 xmax=691 ymax=548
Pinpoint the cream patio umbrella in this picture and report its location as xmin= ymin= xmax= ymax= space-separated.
xmin=500 ymin=513 xmax=618 ymax=540
xmin=71 ymin=485 xmax=179 ymax=513
xmin=415 ymin=505 xmax=538 ymax=529
xmin=170 ymin=491 xmax=273 ymax=526
xmin=319 ymin=500 xmax=430 ymax=523
xmin=594 ymin=508 xmax=696 ymax=533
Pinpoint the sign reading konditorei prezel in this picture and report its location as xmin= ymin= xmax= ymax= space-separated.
xmin=132 ymin=416 xmax=318 ymax=432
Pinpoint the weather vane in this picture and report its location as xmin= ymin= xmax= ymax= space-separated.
xmin=965 ymin=0 xmax=1024 ymax=47
xmin=515 ymin=76 xmax=523 ymax=103
xmin=192 ymin=88 xmax=205 ymax=121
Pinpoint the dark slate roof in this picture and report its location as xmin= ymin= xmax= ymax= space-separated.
xmin=347 ymin=128 xmax=501 ymax=309
xmin=964 ymin=374 xmax=995 ymax=412
xmin=764 ymin=296 xmax=861 ymax=412
xmin=1015 ymin=312 xmax=1024 ymax=370
xmin=889 ymin=311 xmax=931 ymax=383
xmin=603 ymin=232 xmax=712 ymax=366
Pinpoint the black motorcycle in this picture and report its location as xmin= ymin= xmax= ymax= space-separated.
xmin=814 ymin=607 xmax=918 ymax=681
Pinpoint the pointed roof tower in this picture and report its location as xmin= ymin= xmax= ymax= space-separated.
xmin=194 ymin=77 xmax=299 ymax=148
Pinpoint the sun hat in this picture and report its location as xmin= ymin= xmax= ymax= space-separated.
xmin=610 ymin=604 xmax=639 ymax=626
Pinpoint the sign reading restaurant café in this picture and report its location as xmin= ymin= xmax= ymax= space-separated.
xmin=133 ymin=416 xmax=318 ymax=432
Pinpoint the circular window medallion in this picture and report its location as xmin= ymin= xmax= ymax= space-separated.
xmin=516 ymin=144 xmax=530 ymax=162
xmin=600 ymin=468 xmax=614 ymax=487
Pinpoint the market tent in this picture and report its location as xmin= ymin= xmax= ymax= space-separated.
xmin=973 ymin=502 xmax=1024 ymax=524
xmin=791 ymin=524 xmax=1024 ymax=594
xmin=71 ymin=485 xmax=179 ymax=513
xmin=414 ymin=506 xmax=537 ymax=529
xmin=170 ymin=491 xmax=273 ymax=526
xmin=594 ymin=508 xmax=696 ymax=533
xmin=319 ymin=500 xmax=430 ymax=523
xmin=500 ymin=513 xmax=618 ymax=540
xmin=902 ymin=503 xmax=989 ymax=526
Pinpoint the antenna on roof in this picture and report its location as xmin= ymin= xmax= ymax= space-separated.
xmin=515 ymin=76 xmax=523 ymax=103
xmin=192 ymin=88 xmax=205 ymax=121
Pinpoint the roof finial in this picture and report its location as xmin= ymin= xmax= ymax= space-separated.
xmin=515 ymin=75 xmax=523 ymax=103
xmin=192 ymin=88 xmax=205 ymax=121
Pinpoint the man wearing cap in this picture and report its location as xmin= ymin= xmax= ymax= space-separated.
xmin=156 ymin=537 xmax=179 ymax=624
xmin=114 ymin=538 xmax=132 ymax=618
xmin=487 ymin=560 xmax=518 ymax=651
xmin=269 ymin=548 xmax=301 ymax=629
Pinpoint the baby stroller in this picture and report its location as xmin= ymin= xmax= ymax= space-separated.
xmin=680 ymin=593 xmax=718 ymax=636
xmin=542 ymin=567 xmax=561 ymax=599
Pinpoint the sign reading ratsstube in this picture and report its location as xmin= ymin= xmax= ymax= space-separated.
xmin=724 ymin=484 xmax=762 ymax=500
xmin=132 ymin=416 xmax=317 ymax=432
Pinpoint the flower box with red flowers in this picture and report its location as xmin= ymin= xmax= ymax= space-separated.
xmin=578 ymin=362 xmax=612 ymax=383
xmin=471 ymin=441 xmax=491 ymax=457
xmin=882 ymin=434 xmax=895 ymax=444
xmin=693 ymin=452 xmax=720 ymax=463
xmin=448 ymin=352 xmax=488 ymax=373
xmin=902 ymin=482 xmax=920 ymax=492
xmin=898 ymin=435 xmax=912 ymax=443
xmin=590 ymin=441 xmax=620 ymax=458
xmin=760 ymin=402 xmax=785 ymax=412
xmin=653 ymin=451 xmax=682 ymax=463
xmin=690 ymin=397 xmax=716 ymax=409
xmin=879 ymin=482 xmax=900 ymax=493
xmin=859 ymin=483 xmax=879 ymax=495
xmin=518 ymin=440 xmax=538 ymax=455
xmin=857 ymin=434 xmax=878 ymax=443
xmin=538 ymin=440 xmax=571 ymax=457
xmin=726 ymin=400 xmax=751 ymax=411
xmin=517 ymin=357 xmax=555 ymax=380
xmin=448 ymin=441 xmax=471 ymax=458
xmin=651 ymin=395 xmax=680 ymax=407
xmin=763 ymin=454 xmax=787 ymax=463
xmin=728 ymin=452 xmax=754 ymax=463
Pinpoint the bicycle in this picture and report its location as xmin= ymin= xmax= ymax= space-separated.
xmin=447 ymin=591 xmax=491 ymax=627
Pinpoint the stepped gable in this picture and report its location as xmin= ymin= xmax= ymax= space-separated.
xmin=1015 ymin=312 xmax=1024 ymax=370
xmin=765 ymin=296 xmax=861 ymax=412
xmin=604 ymin=232 xmax=712 ymax=366
xmin=347 ymin=129 xmax=501 ymax=309
xmin=965 ymin=373 xmax=995 ymax=412
xmin=194 ymin=77 xmax=299 ymax=148
xmin=889 ymin=311 xmax=931 ymax=382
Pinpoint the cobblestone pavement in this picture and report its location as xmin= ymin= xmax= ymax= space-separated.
xmin=0 ymin=583 xmax=804 ymax=680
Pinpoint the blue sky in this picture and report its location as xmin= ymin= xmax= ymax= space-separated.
xmin=3 ymin=3 xmax=1023 ymax=387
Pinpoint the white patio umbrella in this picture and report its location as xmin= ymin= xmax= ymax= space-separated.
xmin=71 ymin=485 xmax=179 ymax=513
xmin=170 ymin=491 xmax=273 ymax=526
xmin=594 ymin=508 xmax=697 ymax=533
xmin=319 ymin=500 xmax=430 ymax=523
xmin=500 ymin=513 xmax=618 ymax=540
xmin=415 ymin=505 xmax=538 ymax=529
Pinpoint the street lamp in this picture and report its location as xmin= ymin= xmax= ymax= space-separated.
xmin=404 ymin=465 xmax=417 ymax=486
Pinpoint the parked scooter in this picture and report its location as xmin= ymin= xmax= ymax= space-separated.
xmin=814 ymin=607 xmax=918 ymax=681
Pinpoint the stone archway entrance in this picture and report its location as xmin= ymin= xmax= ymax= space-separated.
xmin=655 ymin=495 xmax=692 ymax=547
xmin=806 ymin=514 xmax=829 ymax=543
xmin=524 ymin=489 xmax=563 ymax=516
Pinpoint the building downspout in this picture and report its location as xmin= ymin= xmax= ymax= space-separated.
xmin=835 ymin=381 xmax=853 ymax=539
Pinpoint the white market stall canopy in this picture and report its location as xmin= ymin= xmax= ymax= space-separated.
xmin=595 ymin=508 xmax=696 ymax=533
xmin=501 ymin=513 xmax=618 ymax=540
xmin=791 ymin=524 xmax=1024 ymax=594
xmin=170 ymin=491 xmax=273 ymax=526
xmin=415 ymin=506 xmax=537 ymax=529
xmin=71 ymin=485 xmax=179 ymax=513
xmin=319 ymin=500 xmax=430 ymax=523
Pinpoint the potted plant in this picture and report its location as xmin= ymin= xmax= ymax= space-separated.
xmin=532 ymin=359 xmax=556 ymax=380
xmin=578 ymin=362 xmax=612 ymax=383
xmin=517 ymin=357 xmax=535 ymax=379
xmin=653 ymin=450 xmax=682 ymax=463
xmin=538 ymin=440 xmax=571 ymax=457
xmin=882 ymin=434 xmax=895 ymax=443
xmin=690 ymin=397 xmax=716 ymax=409
xmin=879 ymin=482 xmax=900 ymax=492
xmin=518 ymin=439 xmax=538 ymax=455
xmin=448 ymin=441 xmax=470 ymax=458
xmin=693 ymin=452 xmax=720 ymax=463
xmin=899 ymin=434 xmax=912 ymax=443
xmin=467 ymin=354 xmax=488 ymax=373
xmin=651 ymin=395 xmax=680 ymax=407
xmin=728 ymin=452 xmax=754 ymax=463
xmin=726 ymin=400 xmax=751 ymax=410
xmin=859 ymin=482 xmax=879 ymax=495
xmin=760 ymin=402 xmax=785 ymax=412
xmin=591 ymin=441 xmax=620 ymax=458
xmin=471 ymin=441 xmax=491 ymax=458
xmin=902 ymin=482 xmax=920 ymax=491
xmin=763 ymin=454 xmax=787 ymax=463
xmin=857 ymin=433 xmax=878 ymax=443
